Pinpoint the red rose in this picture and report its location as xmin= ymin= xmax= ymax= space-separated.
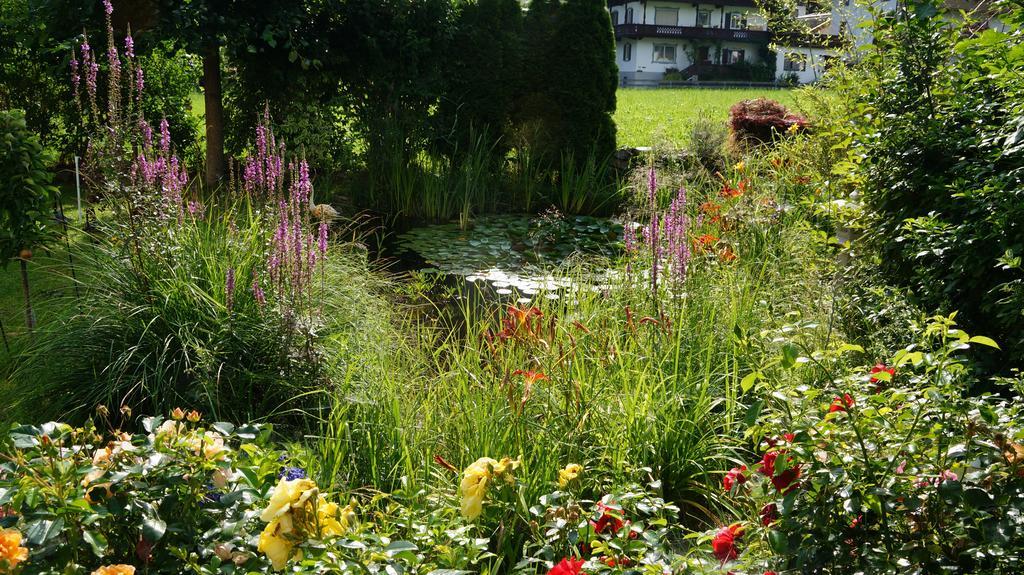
xmin=590 ymin=502 xmax=625 ymax=535
xmin=869 ymin=363 xmax=895 ymax=384
xmin=829 ymin=393 xmax=855 ymax=413
xmin=711 ymin=523 xmax=745 ymax=563
xmin=723 ymin=465 xmax=748 ymax=492
xmin=548 ymin=558 xmax=585 ymax=575
xmin=760 ymin=451 xmax=801 ymax=493
xmin=760 ymin=503 xmax=778 ymax=526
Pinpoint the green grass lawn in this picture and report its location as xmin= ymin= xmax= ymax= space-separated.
xmin=614 ymin=87 xmax=797 ymax=148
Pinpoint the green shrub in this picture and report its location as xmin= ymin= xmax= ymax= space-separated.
xmin=840 ymin=1 xmax=1024 ymax=371
xmin=0 ymin=109 xmax=57 ymax=332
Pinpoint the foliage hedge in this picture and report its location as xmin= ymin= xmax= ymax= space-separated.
xmin=841 ymin=0 xmax=1024 ymax=371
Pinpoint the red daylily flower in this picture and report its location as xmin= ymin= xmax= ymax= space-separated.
xmin=700 ymin=201 xmax=722 ymax=215
xmin=513 ymin=370 xmax=548 ymax=384
xmin=548 ymin=558 xmax=585 ymax=575
xmin=829 ymin=393 xmax=855 ymax=413
xmin=711 ymin=523 xmax=745 ymax=563
xmin=723 ymin=465 xmax=748 ymax=492
xmin=433 ymin=454 xmax=458 ymax=473
xmin=693 ymin=234 xmax=719 ymax=252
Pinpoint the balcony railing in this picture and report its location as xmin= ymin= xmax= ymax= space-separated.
xmin=614 ymin=23 xmax=771 ymax=42
xmin=609 ymin=0 xmax=759 ymax=7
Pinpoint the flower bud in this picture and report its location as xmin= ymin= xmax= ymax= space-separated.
xmin=186 ymin=410 xmax=201 ymax=422
xmin=171 ymin=407 xmax=185 ymax=420
xmin=214 ymin=542 xmax=235 ymax=561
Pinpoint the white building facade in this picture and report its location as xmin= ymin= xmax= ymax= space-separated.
xmin=609 ymin=0 xmax=772 ymax=85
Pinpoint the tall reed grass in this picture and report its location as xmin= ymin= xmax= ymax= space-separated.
xmin=5 ymin=199 xmax=396 ymax=426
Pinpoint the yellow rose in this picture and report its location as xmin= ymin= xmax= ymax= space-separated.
xmin=558 ymin=463 xmax=583 ymax=488
xmin=257 ymin=515 xmax=296 ymax=571
xmin=91 ymin=565 xmax=136 ymax=575
xmin=460 ymin=457 xmax=496 ymax=520
xmin=0 ymin=529 xmax=29 ymax=570
xmin=316 ymin=498 xmax=356 ymax=538
xmin=260 ymin=477 xmax=317 ymax=523
xmin=492 ymin=457 xmax=520 ymax=481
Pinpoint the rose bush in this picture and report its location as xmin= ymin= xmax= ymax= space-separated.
xmin=711 ymin=315 xmax=1024 ymax=573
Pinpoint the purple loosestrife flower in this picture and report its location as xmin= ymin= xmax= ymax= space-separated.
xmin=135 ymin=67 xmax=144 ymax=96
xmin=103 ymin=0 xmax=113 ymax=15
xmin=139 ymin=119 xmax=153 ymax=150
xmin=296 ymin=160 xmax=312 ymax=205
xmin=225 ymin=268 xmax=236 ymax=311
xmin=318 ymin=221 xmax=329 ymax=256
xmin=159 ymin=118 xmax=171 ymax=154
xmin=81 ymin=39 xmax=98 ymax=101
xmin=70 ymin=55 xmax=80 ymax=94
xmin=252 ymin=279 xmax=267 ymax=307
xmin=124 ymin=34 xmax=134 ymax=59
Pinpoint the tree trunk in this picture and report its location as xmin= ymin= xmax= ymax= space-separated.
xmin=203 ymin=40 xmax=226 ymax=190
xmin=20 ymin=259 xmax=35 ymax=332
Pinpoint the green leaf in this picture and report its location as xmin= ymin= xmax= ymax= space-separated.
xmin=25 ymin=517 xmax=64 ymax=545
xmin=769 ymin=529 xmax=789 ymax=553
xmin=83 ymin=530 xmax=108 ymax=557
xmin=385 ymin=540 xmax=418 ymax=556
xmin=740 ymin=371 xmax=759 ymax=393
xmin=968 ymin=335 xmax=1000 ymax=349
xmin=781 ymin=343 xmax=798 ymax=369
xmin=142 ymin=516 xmax=166 ymax=542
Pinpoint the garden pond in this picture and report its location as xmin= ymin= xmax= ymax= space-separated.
xmin=389 ymin=213 xmax=628 ymax=303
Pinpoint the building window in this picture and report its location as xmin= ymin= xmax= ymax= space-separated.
xmin=623 ymin=42 xmax=632 ymax=62
xmin=696 ymin=9 xmax=713 ymax=27
xmin=783 ymin=52 xmax=807 ymax=71
xmin=611 ymin=10 xmax=619 ymax=25
xmin=625 ymin=7 xmax=634 ymax=23
xmin=655 ymin=7 xmax=678 ymax=25
xmin=746 ymin=13 xmax=767 ymax=31
xmin=723 ymin=48 xmax=745 ymax=64
xmin=727 ymin=12 xmax=745 ymax=29
xmin=653 ymin=44 xmax=677 ymax=63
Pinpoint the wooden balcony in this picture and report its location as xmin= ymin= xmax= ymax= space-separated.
xmin=613 ymin=23 xmax=771 ymax=42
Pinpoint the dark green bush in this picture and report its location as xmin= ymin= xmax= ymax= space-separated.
xmin=849 ymin=1 xmax=1024 ymax=371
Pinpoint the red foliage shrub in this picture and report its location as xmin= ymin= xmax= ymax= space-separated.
xmin=728 ymin=98 xmax=808 ymax=147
